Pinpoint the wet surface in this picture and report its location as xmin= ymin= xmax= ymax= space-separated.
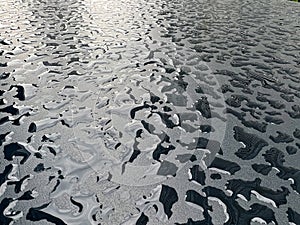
xmin=1 ymin=0 xmax=300 ymax=224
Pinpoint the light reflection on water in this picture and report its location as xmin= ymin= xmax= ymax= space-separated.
xmin=0 ymin=0 xmax=300 ymax=224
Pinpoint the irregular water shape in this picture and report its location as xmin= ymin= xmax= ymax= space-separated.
xmin=0 ymin=0 xmax=300 ymax=224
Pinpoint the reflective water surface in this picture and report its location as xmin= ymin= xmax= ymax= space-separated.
xmin=1 ymin=0 xmax=300 ymax=224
